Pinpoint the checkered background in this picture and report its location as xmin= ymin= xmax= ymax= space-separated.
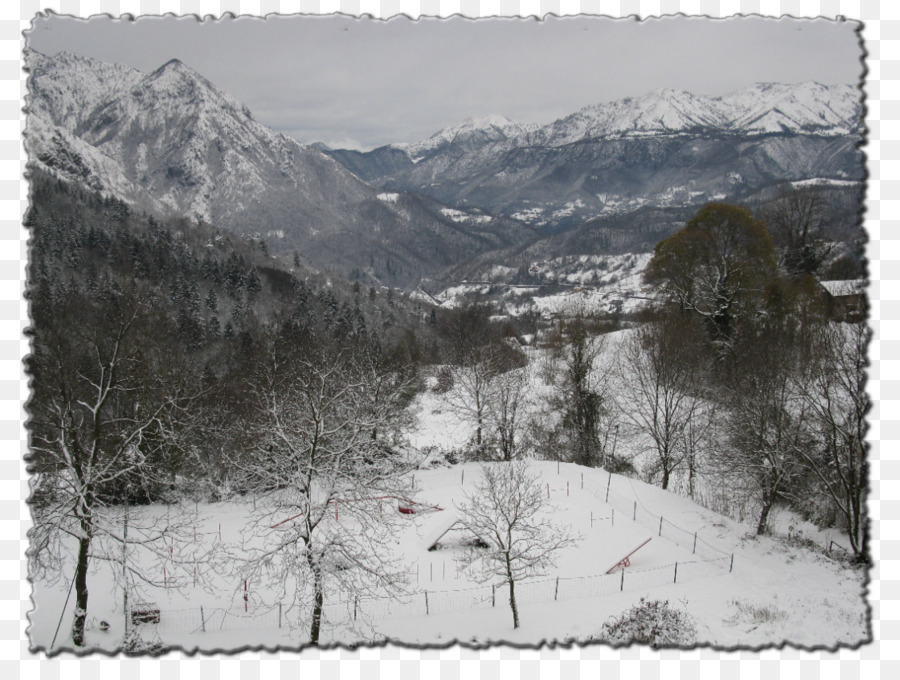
xmin=0 ymin=1 xmax=895 ymax=677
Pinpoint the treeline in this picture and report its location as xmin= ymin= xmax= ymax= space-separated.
xmin=24 ymin=171 xmax=547 ymax=646
xmin=639 ymin=201 xmax=868 ymax=562
xmin=428 ymin=199 xmax=868 ymax=565
xmin=598 ymin=201 xmax=866 ymax=561
xmin=26 ymin=171 xmax=463 ymax=499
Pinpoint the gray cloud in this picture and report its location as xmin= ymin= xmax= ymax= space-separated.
xmin=27 ymin=13 xmax=862 ymax=150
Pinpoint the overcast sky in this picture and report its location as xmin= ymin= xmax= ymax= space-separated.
xmin=27 ymin=13 xmax=862 ymax=151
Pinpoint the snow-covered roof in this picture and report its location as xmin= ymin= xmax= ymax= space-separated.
xmin=820 ymin=279 xmax=866 ymax=297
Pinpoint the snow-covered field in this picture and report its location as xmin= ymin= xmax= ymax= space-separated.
xmin=29 ymin=329 xmax=869 ymax=653
xmin=30 ymin=458 xmax=867 ymax=652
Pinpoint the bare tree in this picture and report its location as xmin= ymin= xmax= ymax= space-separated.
xmin=715 ymin=324 xmax=809 ymax=535
xmin=547 ymin=316 xmax=614 ymax=468
xmin=27 ymin=291 xmax=202 ymax=648
xmin=488 ymin=367 xmax=529 ymax=461
xmin=761 ymin=185 xmax=829 ymax=278
xmin=232 ymin=332 xmax=415 ymax=645
xmin=793 ymin=321 xmax=869 ymax=560
xmin=455 ymin=461 xmax=578 ymax=629
xmin=445 ymin=348 xmax=502 ymax=453
xmin=618 ymin=318 xmax=709 ymax=490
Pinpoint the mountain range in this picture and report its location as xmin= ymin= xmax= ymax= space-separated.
xmin=325 ymin=82 xmax=862 ymax=230
xmin=25 ymin=51 xmax=537 ymax=286
xmin=25 ymin=50 xmax=863 ymax=287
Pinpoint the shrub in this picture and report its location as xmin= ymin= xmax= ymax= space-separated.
xmin=433 ymin=366 xmax=454 ymax=394
xmin=598 ymin=598 xmax=697 ymax=647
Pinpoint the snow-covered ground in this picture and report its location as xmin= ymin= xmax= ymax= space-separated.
xmin=30 ymin=328 xmax=868 ymax=653
xmin=30 ymin=457 xmax=867 ymax=653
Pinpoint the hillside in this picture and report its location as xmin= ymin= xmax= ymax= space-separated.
xmin=25 ymin=52 xmax=539 ymax=287
xmin=27 ymin=460 xmax=868 ymax=650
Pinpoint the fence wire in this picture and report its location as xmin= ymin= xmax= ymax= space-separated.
xmin=146 ymin=553 xmax=731 ymax=639
xmin=143 ymin=469 xmax=734 ymax=638
xmin=582 ymin=476 xmax=731 ymax=561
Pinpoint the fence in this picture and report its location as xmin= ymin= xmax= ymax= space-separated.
xmin=146 ymin=552 xmax=732 ymax=638
xmin=142 ymin=466 xmax=734 ymax=638
xmin=156 ymin=603 xmax=283 ymax=635
xmin=581 ymin=473 xmax=731 ymax=561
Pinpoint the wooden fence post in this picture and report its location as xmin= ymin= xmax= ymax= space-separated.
xmin=200 ymin=606 xmax=206 ymax=632
xmin=554 ymin=577 xmax=559 ymax=601
xmin=425 ymin=591 xmax=429 ymax=615
xmin=674 ymin=562 xmax=678 ymax=583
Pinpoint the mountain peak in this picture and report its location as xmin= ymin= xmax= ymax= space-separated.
xmin=396 ymin=113 xmax=534 ymax=160
xmin=461 ymin=114 xmax=519 ymax=130
xmin=148 ymin=57 xmax=205 ymax=84
xmin=155 ymin=58 xmax=190 ymax=74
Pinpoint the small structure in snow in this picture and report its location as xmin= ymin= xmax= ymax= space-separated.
xmin=606 ymin=537 xmax=652 ymax=574
xmin=819 ymin=279 xmax=866 ymax=322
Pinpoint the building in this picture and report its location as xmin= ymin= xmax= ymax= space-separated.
xmin=819 ymin=279 xmax=867 ymax=323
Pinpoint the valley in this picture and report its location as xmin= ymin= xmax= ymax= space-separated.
xmin=22 ymin=17 xmax=870 ymax=654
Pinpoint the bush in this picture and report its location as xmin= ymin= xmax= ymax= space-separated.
xmin=605 ymin=453 xmax=636 ymax=476
xmin=597 ymin=598 xmax=697 ymax=647
xmin=433 ymin=366 xmax=454 ymax=394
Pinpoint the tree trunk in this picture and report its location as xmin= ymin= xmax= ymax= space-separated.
xmin=309 ymin=583 xmax=324 ymax=645
xmin=505 ymin=555 xmax=519 ymax=629
xmin=756 ymin=495 xmax=774 ymax=536
xmin=307 ymin=551 xmax=324 ymax=645
xmin=72 ymin=533 xmax=91 ymax=647
xmin=661 ymin=465 xmax=670 ymax=491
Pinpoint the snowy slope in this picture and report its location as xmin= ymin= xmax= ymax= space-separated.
xmin=533 ymin=88 xmax=729 ymax=146
xmin=385 ymin=81 xmax=859 ymax=157
xmin=26 ymin=50 xmax=145 ymax=131
xmin=28 ymin=461 xmax=867 ymax=651
xmin=719 ymin=82 xmax=860 ymax=136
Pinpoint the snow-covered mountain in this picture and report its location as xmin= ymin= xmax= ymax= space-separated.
xmin=531 ymin=82 xmax=859 ymax=145
xmin=326 ymin=82 xmax=863 ymax=229
xmin=26 ymin=50 xmax=145 ymax=131
xmin=25 ymin=52 xmax=538 ymax=286
xmin=396 ymin=114 xmax=539 ymax=161
xmin=26 ymin=50 xmax=863 ymax=286
xmin=718 ymin=82 xmax=859 ymax=136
